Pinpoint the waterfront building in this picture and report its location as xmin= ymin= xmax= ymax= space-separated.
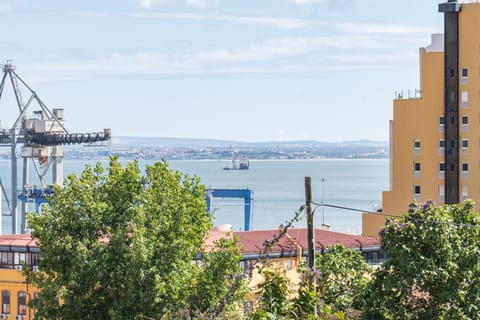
xmin=363 ymin=0 xmax=480 ymax=236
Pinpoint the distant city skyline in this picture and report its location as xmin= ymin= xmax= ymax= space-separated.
xmin=0 ymin=0 xmax=445 ymax=142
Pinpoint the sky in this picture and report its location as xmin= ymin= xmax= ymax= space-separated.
xmin=0 ymin=0 xmax=448 ymax=142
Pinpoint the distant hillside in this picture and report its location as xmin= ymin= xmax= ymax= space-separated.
xmin=111 ymin=136 xmax=388 ymax=149
xmin=58 ymin=137 xmax=388 ymax=160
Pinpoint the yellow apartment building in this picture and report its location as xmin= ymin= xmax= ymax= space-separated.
xmin=363 ymin=0 xmax=480 ymax=236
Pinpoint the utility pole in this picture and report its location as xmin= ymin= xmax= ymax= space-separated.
xmin=305 ymin=176 xmax=317 ymax=317
xmin=305 ymin=176 xmax=315 ymax=269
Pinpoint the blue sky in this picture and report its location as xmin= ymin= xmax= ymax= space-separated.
xmin=0 ymin=0 xmax=446 ymax=142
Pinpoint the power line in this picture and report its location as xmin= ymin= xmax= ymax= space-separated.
xmin=311 ymin=201 xmax=480 ymax=230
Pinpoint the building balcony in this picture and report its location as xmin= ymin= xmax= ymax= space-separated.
xmin=395 ymin=89 xmax=422 ymax=100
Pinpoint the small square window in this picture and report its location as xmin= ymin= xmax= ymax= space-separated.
xmin=463 ymin=163 xmax=469 ymax=171
xmin=462 ymin=68 xmax=468 ymax=77
xmin=414 ymin=140 xmax=421 ymax=148
xmin=414 ymin=163 xmax=421 ymax=171
xmin=462 ymin=140 xmax=469 ymax=148
xmin=414 ymin=185 xmax=421 ymax=195
xmin=439 ymin=163 xmax=446 ymax=171
xmin=439 ymin=116 xmax=446 ymax=125
xmin=462 ymin=116 xmax=468 ymax=124
xmin=439 ymin=140 xmax=445 ymax=148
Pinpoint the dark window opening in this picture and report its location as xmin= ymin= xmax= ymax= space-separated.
xmin=463 ymin=163 xmax=469 ymax=172
xmin=439 ymin=163 xmax=446 ymax=171
xmin=414 ymin=185 xmax=421 ymax=195
xmin=462 ymin=68 xmax=468 ymax=77
xmin=2 ymin=290 xmax=10 ymax=314
xmin=18 ymin=291 xmax=26 ymax=315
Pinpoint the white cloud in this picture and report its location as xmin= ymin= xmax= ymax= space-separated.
xmin=138 ymin=0 xmax=217 ymax=8
xmin=23 ymin=32 xmax=416 ymax=82
xmin=185 ymin=0 xmax=218 ymax=8
xmin=336 ymin=22 xmax=437 ymax=36
xmin=291 ymin=0 xmax=353 ymax=5
xmin=132 ymin=12 xmax=313 ymax=29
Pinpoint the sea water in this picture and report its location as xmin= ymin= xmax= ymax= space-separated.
xmin=0 ymin=159 xmax=389 ymax=234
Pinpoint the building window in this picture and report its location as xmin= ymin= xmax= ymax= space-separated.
xmin=414 ymin=163 xmax=421 ymax=171
xmin=462 ymin=163 xmax=469 ymax=172
xmin=2 ymin=290 xmax=10 ymax=314
xmin=450 ymin=140 xmax=456 ymax=148
xmin=413 ymin=140 xmax=421 ymax=155
xmin=439 ymin=140 xmax=445 ymax=148
xmin=439 ymin=163 xmax=446 ymax=171
xmin=439 ymin=116 xmax=445 ymax=132
xmin=462 ymin=91 xmax=468 ymax=107
xmin=462 ymin=116 xmax=469 ymax=131
xmin=462 ymin=185 xmax=468 ymax=200
xmin=450 ymin=68 xmax=455 ymax=77
xmin=285 ymin=259 xmax=292 ymax=271
xmin=462 ymin=68 xmax=468 ymax=77
xmin=414 ymin=185 xmax=421 ymax=195
xmin=17 ymin=291 xmax=26 ymax=315
xmin=462 ymin=139 xmax=469 ymax=149
xmin=439 ymin=162 xmax=445 ymax=179
xmin=439 ymin=185 xmax=445 ymax=202
xmin=239 ymin=260 xmax=254 ymax=278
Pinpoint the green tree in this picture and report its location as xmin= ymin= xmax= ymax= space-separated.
xmin=250 ymin=270 xmax=291 ymax=319
xmin=187 ymin=236 xmax=247 ymax=319
xmin=25 ymin=158 xmax=244 ymax=319
xmin=362 ymin=201 xmax=480 ymax=319
xmin=315 ymin=244 xmax=370 ymax=315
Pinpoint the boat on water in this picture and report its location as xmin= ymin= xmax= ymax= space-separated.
xmin=224 ymin=147 xmax=249 ymax=170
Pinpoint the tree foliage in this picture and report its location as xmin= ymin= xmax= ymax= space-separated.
xmin=362 ymin=201 xmax=480 ymax=319
xmin=316 ymin=244 xmax=370 ymax=314
xmin=26 ymin=158 xmax=245 ymax=319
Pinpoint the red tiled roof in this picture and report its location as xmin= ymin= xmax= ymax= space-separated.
xmin=234 ymin=229 xmax=298 ymax=256
xmin=234 ymin=228 xmax=380 ymax=257
xmin=0 ymin=228 xmax=381 ymax=257
xmin=0 ymin=234 xmax=39 ymax=252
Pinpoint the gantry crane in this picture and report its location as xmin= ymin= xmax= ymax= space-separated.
xmin=0 ymin=63 xmax=111 ymax=234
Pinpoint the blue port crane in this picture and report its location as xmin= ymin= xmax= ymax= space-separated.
xmin=205 ymin=188 xmax=254 ymax=231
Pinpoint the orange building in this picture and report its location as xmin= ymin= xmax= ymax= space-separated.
xmin=363 ymin=0 xmax=480 ymax=236
xmin=0 ymin=235 xmax=39 ymax=320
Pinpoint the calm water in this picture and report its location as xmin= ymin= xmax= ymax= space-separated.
xmin=0 ymin=159 xmax=388 ymax=234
